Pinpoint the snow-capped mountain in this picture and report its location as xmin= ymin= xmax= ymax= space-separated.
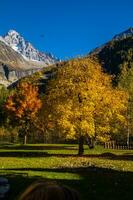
xmin=113 ymin=27 xmax=133 ymax=40
xmin=0 ymin=29 xmax=59 ymax=86
xmin=1 ymin=29 xmax=57 ymax=65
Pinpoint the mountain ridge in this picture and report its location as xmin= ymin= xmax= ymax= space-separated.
xmin=0 ymin=30 xmax=58 ymax=86
xmin=1 ymin=29 xmax=57 ymax=64
xmin=89 ymin=27 xmax=133 ymax=56
xmin=0 ymin=27 xmax=132 ymax=87
xmin=113 ymin=27 xmax=133 ymax=40
xmin=89 ymin=27 xmax=133 ymax=81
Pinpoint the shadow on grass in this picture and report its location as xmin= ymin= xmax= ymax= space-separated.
xmin=0 ymin=151 xmax=49 ymax=157
xmin=100 ymin=152 xmax=133 ymax=161
xmin=1 ymin=166 xmax=133 ymax=200
xmin=0 ymin=144 xmax=77 ymax=151
xmin=0 ymin=151 xmax=132 ymax=161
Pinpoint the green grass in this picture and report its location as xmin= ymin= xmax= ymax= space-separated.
xmin=0 ymin=144 xmax=133 ymax=200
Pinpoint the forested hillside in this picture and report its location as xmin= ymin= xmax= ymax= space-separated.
xmin=89 ymin=33 xmax=133 ymax=143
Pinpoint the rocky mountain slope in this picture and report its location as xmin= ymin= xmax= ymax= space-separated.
xmin=113 ymin=27 xmax=133 ymax=40
xmin=89 ymin=27 xmax=133 ymax=78
xmin=0 ymin=30 xmax=58 ymax=86
xmin=1 ymin=30 xmax=57 ymax=64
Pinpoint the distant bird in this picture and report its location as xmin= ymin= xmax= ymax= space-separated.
xmin=40 ymin=34 xmax=44 ymax=38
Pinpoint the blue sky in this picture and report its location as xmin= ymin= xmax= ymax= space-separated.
xmin=0 ymin=0 xmax=132 ymax=59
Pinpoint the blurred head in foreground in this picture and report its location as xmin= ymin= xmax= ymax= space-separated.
xmin=19 ymin=180 xmax=79 ymax=200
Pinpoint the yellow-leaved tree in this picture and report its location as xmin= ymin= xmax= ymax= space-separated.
xmin=41 ymin=58 xmax=128 ymax=155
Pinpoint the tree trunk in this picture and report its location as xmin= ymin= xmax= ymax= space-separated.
xmin=24 ymin=134 xmax=27 ymax=145
xmin=86 ymin=136 xmax=95 ymax=149
xmin=10 ymin=133 xmax=14 ymax=143
xmin=78 ymin=136 xmax=84 ymax=155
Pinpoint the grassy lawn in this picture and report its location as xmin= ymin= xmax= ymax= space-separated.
xmin=0 ymin=144 xmax=133 ymax=200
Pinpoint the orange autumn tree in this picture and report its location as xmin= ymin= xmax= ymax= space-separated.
xmin=41 ymin=58 xmax=128 ymax=155
xmin=5 ymin=82 xmax=42 ymax=144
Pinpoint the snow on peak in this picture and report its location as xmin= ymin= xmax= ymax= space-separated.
xmin=7 ymin=29 xmax=20 ymax=35
xmin=1 ymin=29 xmax=58 ymax=64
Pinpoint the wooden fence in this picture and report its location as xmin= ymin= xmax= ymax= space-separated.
xmin=104 ymin=141 xmax=133 ymax=150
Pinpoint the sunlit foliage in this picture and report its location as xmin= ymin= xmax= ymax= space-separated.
xmin=5 ymin=82 xmax=42 ymax=144
xmin=40 ymin=58 xmax=128 ymax=154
